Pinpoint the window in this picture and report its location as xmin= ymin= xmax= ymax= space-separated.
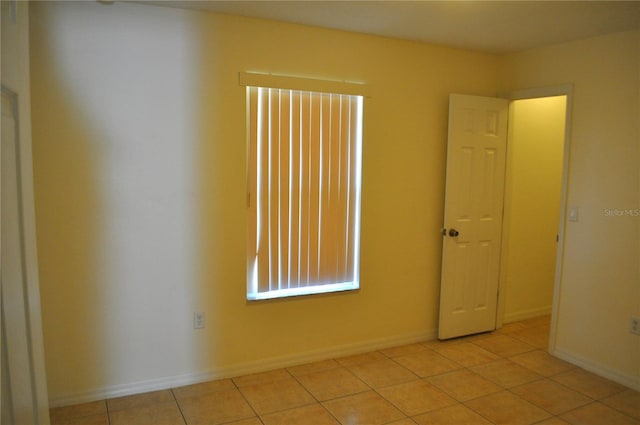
xmin=245 ymin=76 xmax=364 ymax=300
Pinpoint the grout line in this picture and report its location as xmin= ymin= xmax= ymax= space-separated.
xmin=230 ymin=375 xmax=262 ymax=422
xmin=169 ymin=388 xmax=188 ymax=425
xmin=105 ymin=399 xmax=111 ymax=425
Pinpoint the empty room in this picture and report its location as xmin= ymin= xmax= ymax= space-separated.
xmin=2 ymin=1 xmax=639 ymax=424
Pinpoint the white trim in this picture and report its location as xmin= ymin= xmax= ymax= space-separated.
xmin=239 ymin=72 xmax=371 ymax=97
xmin=551 ymin=347 xmax=640 ymax=392
xmin=2 ymin=2 xmax=51 ymax=422
xmin=48 ymin=328 xmax=437 ymax=408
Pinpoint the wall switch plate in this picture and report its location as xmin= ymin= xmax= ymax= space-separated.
xmin=631 ymin=316 xmax=640 ymax=335
xmin=194 ymin=312 xmax=205 ymax=329
xmin=568 ymin=206 xmax=579 ymax=222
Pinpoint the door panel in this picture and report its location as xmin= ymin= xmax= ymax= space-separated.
xmin=439 ymin=94 xmax=508 ymax=339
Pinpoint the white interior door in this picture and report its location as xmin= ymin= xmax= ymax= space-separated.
xmin=1 ymin=1 xmax=50 ymax=423
xmin=438 ymin=94 xmax=509 ymax=340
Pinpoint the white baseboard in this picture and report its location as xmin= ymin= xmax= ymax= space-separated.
xmin=551 ymin=346 xmax=640 ymax=392
xmin=503 ymin=306 xmax=552 ymax=324
xmin=49 ymin=328 xmax=438 ymax=408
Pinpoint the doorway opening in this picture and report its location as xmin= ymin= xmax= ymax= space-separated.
xmin=497 ymin=87 xmax=573 ymax=354
xmin=438 ymin=88 xmax=572 ymax=345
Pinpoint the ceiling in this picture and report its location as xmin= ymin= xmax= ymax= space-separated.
xmin=139 ymin=0 xmax=640 ymax=53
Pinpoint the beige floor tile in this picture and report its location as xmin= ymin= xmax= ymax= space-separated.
xmin=287 ymin=359 xmax=340 ymax=376
xmin=239 ymin=376 xmax=315 ymax=415
xmin=551 ymin=368 xmax=628 ymax=400
xmin=107 ymin=389 xmax=174 ymax=412
xmin=336 ymin=351 xmax=387 ymax=367
xmin=50 ymin=413 xmax=109 ymax=425
xmin=602 ymin=389 xmax=640 ymax=420
xmin=432 ymin=342 xmax=499 ymax=367
xmin=465 ymin=391 xmax=551 ymax=425
xmin=426 ymin=369 xmax=501 ymax=402
xmin=232 ymin=368 xmax=291 ymax=387
xmin=260 ymin=403 xmax=339 ymax=425
xmin=471 ymin=334 xmax=535 ymax=357
xmin=226 ymin=419 xmax=264 ymax=425
xmin=295 ymin=366 xmax=370 ymax=401
xmin=531 ymin=418 xmax=572 ymax=425
xmin=381 ymin=343 xmax=429 ymax=358
xmin=495 ymin=321 xmax=528 ymax=334
xmin=347 ymin=358 xmax=418 ymax=389
xmin=465 ymin=330 xmax=499 ymax=340
xmin=109 ymin=401 xmax=186 ymax=425
xmin=509 ymin=350 xmax=575 ymax=377
xmin=377 ymin=380 xmax=457 ymax=416
xmin=387 ymin=419 xmax=419 ymax=425
xmin=412 ymin=404 xmax=491 ymax=425
xmin=50 ymin=400 xmax=107 ymax=423
xmin=561 ymin=401 xmax=640 ymax=425
xmin=421 ymin=338 xmax=466 ymax=350
xmin=520 ymin=315 xmax=551 ymax=327
xmin=178 ymin=389 xmax=255 ymax=425
xmin=509 ymin=326 xmax=552 ymax=349
xmin=471 ymin=359 xmax=542 ymax=388
xmin=529 ymin=322 xmax=551 ymax=333
xmin=510 ymin=379 xmax=592 ymax=415
xmin=394 ymin=349 xmax=463 ymax=378
xmin=322 ymin=391 xmax=405 ymax=425
xmin=172 ymin=379 xmax=236 ymax=400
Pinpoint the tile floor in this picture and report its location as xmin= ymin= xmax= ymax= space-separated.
xmin=50 ymin=316 xmax=640 ymax=425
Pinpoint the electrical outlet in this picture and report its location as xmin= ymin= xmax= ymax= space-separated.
xmin=193 ymin=312 xmax=205 ymax=329
xmin=631 ymin=316 xmax=640 ymax=335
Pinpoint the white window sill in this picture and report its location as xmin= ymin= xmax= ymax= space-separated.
xmin=247 ymin=281 xmax=359 ymax=301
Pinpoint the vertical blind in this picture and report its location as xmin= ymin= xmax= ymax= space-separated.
xmin=247 ymin=86 xmax=363 ymax=300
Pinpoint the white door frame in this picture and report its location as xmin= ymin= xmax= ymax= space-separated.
xmin=1 ymin=1 xmax=51 ymax=422
xmin=496 ymin=84 xmax=574 ymax=354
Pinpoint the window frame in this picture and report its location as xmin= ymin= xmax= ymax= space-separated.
xmin=241 ymin=73 xmax=367 ymax=301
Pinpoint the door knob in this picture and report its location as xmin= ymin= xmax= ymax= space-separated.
xmin=448 ymin=228 xmax=459 ymax=237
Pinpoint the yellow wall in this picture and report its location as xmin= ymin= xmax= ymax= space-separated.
xmin=30 ymin=1 xmax=640 ymax=403
xmin=30 ymin=1 xmax=500 ymax=403
xmin=503 ymin=96 xmax=566 ymax=322
xmin=500 ymin=30 xmax=640 ymax=389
